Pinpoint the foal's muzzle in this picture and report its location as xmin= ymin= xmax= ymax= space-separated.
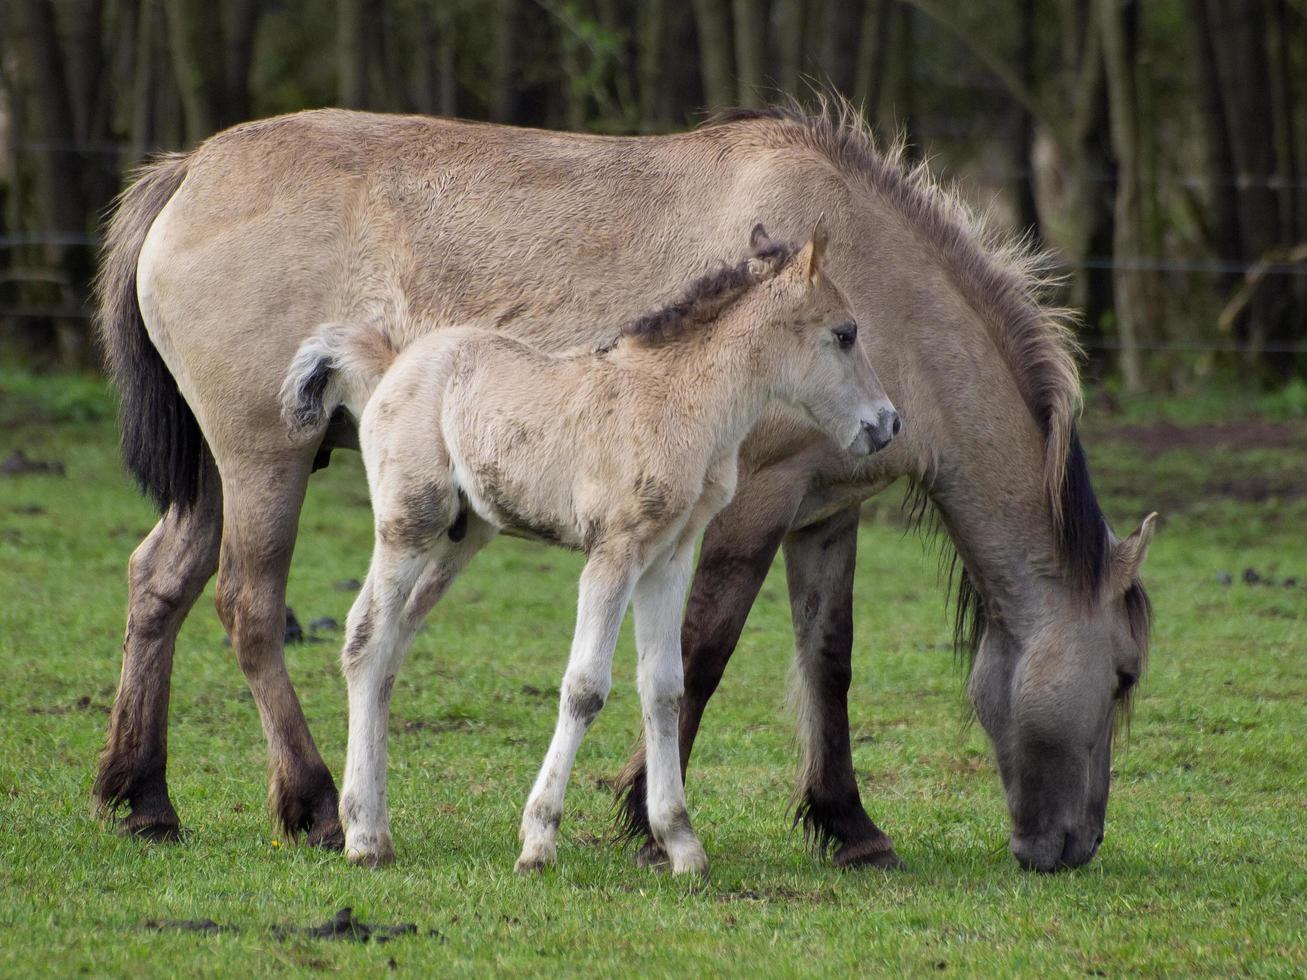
xmin=852 ymin=407 xmax=901 ymax=455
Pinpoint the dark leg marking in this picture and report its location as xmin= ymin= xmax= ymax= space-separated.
xmin=567 ymin=690 xmax=605 ymax=726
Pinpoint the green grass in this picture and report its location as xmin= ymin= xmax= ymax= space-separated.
xmin=1 ymin=370 xmax=1304 ymax=977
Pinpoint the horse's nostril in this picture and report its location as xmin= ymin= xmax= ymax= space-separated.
xmin=891 ymin=415 xmax=902 ymax=436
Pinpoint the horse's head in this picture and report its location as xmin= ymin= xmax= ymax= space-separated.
xmin=967 ymin=513 xmax=1155 ymax=872
xmin=758 ymin=220 xmax=900 ymax=456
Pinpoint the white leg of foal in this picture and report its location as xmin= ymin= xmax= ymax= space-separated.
xmin=340 ymin=522 xmax=492 ymax=867
xmin=633 ymin=547 xmax=707 ymax=876
xmin=516 ymin=558 xmax=637 ymax=873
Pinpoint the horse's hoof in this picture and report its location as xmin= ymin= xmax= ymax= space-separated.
xmin=346 ymin=847 xmax=394 ymax=869
xmin=833 ymin=838 xmax=905 ymax=871
xmin=306 ymin=817 xmax=345 ymax=851
xmin=634 ymin=841 xmax=669 ymax=869
xmin=670 ymin=846 xmax=709 ymax=879
xmin=115 ymin=810 xmax=182 ymax=843
xmin=515 ymin=841 xmax=556 ymax=874
xmin=345 ymin=834 xmax=395 ymax=868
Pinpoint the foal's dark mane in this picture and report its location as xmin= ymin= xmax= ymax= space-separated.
xmin=618 ymin=239 xmax=797 ymax=346
xmin=708 ymin=98 xmax=1151 ymax=710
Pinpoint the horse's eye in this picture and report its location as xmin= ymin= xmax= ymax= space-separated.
xmin=1116 ymin=670 xmax=1138 ymax=697
xmin=833 ymin=321 xmax=857 ymax=349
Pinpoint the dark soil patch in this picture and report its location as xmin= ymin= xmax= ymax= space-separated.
xmin=1202 ymin=475 xmax=1307 ymax=502
xmin=1099 ymin=420 xmax=1305 ymax=453
xmin=144 ymin=918 xmax=235 ymax=935
xmin=28 ymin=694 xmax=106 ymax=715
xmin=274 ymin=908 xmax=423 ymax=944
xmin=0 ymin=450 xmax=65 ymax=476
xmin=400 ymin=717 xmax=478 ymax=734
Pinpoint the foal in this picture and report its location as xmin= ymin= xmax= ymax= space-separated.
xmin=281 ymin=224 xmax=900 ymax=874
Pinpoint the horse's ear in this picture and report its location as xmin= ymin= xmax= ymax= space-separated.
xmin=1110 ymin=512 xmax=1158 ymax=595
xmin=803 ymin=216 xmax=828 ymax=284
xmin=750 ymin=222 xmax=772 ymax=251
xmin=795 ymin=216 xmax=829 ymax=286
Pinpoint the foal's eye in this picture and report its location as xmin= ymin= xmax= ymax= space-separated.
xmin=833 ymin=321 xmax=857 ymax=349
xmin=1116 ymin=670 xmax=1138 ymax=697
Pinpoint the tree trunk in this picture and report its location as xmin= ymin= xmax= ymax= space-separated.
xmin=891 ymin=1 xmax=917 ymax=156
xmin=1011 ymin=0 xmax=1040 ymax=237
xmin=691 ymin=0 xmax=735 ymax=109
xmin=222 ymin=0 xmax=259 ymax=122
xmin=1208 ymin=0 xmax=1287 ymax=364
xmin=337 ymin=0 xmax=369 ymax=108
xmin=774 ymin=0 xmax=805 ymax=96
xmin=1098 ymin=0 xmax=1145 ymax=391
xmin=437 ymin=0 xmax=458 ymax=117
xmin=733 ymin=0 xmax=767 ymax=107
xmin=854 ymin=0 xmax=891 ymax=120
xmin=820 ymin=0 xmax=863 ymax=96
xmin=163 ymin=0 xmax=225 ymax=140
xmin=638 ymin=0 xmax=667 ymax=128
xmin=489 ymin=0 xmax=517 ymax=122
xmin=1186 ymin=0 xmax=1242 ymax=296
xmin=15 ymin=0 xmax=94 ymax=363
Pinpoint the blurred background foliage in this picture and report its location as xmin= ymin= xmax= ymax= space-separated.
xmin=0 ymin=0 xmax=1304 ymax=390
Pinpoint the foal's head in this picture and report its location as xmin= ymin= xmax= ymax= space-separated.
xmin=751 ymin=221 xmax=900 ymax=455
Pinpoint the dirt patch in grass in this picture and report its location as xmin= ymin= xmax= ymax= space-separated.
xmin=1099 ymin=419 xmax=1305 ymax=453
xmin=1202 ymin=475 xmax=1307 ymax=502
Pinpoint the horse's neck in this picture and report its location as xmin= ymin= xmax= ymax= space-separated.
xmin=835 ymin=218 xmax=1065 ymax=633
xmin=617 ymin=313 xmax=778 ymax=458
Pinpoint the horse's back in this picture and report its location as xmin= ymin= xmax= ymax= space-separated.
xmin=133 ymin=108 xmax=829 ymax=461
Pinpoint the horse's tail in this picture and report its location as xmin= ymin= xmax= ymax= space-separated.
xmin=94 ymin=151 xmax=206 ymax=514
xmin=281 ymin=321 xmax=399 ymax=436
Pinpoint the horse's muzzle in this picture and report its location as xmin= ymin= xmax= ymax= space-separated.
xmin=854 ymin=407 xmax=901 ymax=455
xmin=1010 ymin=827 xmax=1103 ymax=873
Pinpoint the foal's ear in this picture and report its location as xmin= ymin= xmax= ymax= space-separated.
xmin=750 ymin=222 xmax=772 ymax=251
xmin=800 ymin=216 xmax=829 ymax=285
xmin=1110 ymin=511 xmax=1158 ymax=595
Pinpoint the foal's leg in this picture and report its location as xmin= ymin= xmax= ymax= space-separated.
xmin=783 ymin=505 xmax=902 ymax=869
xmin=340 ymin=519 xmax=494 ymax=867
xmin=213 ymin=454 xmax=341 ymax=847
xmin=615 ymin=473 xmax=801 ymax=862
xmin=517 ymin=555 xmax=638 ymax=873
xmin=632 ymin=546 xmax=707 ymax=876
xmin=93 ymin=459 xmax=222 ymax=840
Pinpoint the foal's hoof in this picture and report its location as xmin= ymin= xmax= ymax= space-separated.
xmin=669 ymin=845 xmax=710 ymax=879
xmin=345 ymin=836 xmax=395 ymax=868
xmin=833 ymin=838 xmax=905 ymax=871
xmin=514 ymin=841 xmax=557 ymax=874
xmin=634 ymin=840 xmax=669 ymax=869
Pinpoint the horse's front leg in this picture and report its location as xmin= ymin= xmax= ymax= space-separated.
xmin=614 ymin=467 xmax=802 ymax=862
xmin=783 ymin=505 xmax=903 ymax=869
xmin=517 ymin=554 xmax=638 ymax=873
xmin=340 ymin=518 xmax=494 ymax=866
xmin=633 ymin=545 xmax=707 ymax=876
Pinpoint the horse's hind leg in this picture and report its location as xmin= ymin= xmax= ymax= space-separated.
xmin=783 ymin=506 xmax=902 ymax=870
xmin=214 ymin=453 xmax=341 ymax=848
xmin=94 ymin=460 xmax=222 ymax=839
xmin=340 ymin=516 xmax=495 ymax=867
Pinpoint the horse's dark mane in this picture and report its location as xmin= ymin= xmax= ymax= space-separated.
xmin=618 ymin=240 xmax=797 ymax=346
xmin=709 ymin=98 xmax=1151 ymax=719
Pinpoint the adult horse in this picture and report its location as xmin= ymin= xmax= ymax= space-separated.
xmin=94 ymin=100 xmax=1154 ymax=873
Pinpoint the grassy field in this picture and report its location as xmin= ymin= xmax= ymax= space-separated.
xmin=1 ymin=370 xmax=1304 ymax=977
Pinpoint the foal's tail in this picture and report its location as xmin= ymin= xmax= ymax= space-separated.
xmin=281 ymin=321 xmax=400 ymax=435
xmin=94 ymin=151 xmax=205 ymax=513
